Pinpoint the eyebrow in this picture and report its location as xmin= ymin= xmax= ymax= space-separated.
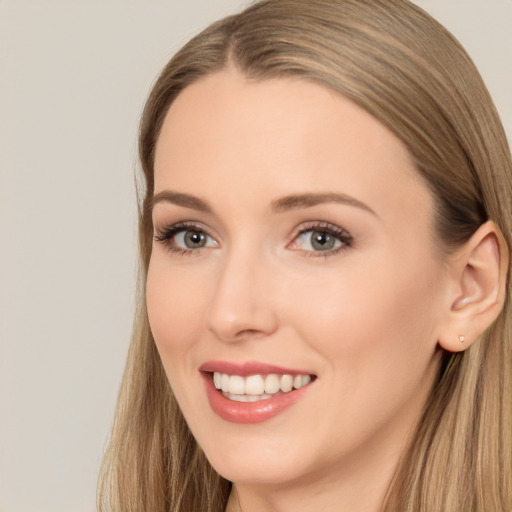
xmin=150 ymin=190 xmax=376 ymax=217
xmin=150 ymin=191 xmax=212 ymax=213
xmin=271 ymin=193 xmax=377 ymax=216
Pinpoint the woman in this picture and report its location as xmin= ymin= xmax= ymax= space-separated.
xmin=98 ymin=0 xmax=512 ymax=510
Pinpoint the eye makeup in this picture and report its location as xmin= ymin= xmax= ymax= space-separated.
xmin=154 ymin=221 xmax=218 ymax=256
xmin=288 ymin=221 xmax=354 ymax=257
xmin=154 ymin=219 xmax=354 ymax=259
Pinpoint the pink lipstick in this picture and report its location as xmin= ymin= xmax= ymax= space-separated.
xmin=200 ymin=361 xmax=315 ymax=424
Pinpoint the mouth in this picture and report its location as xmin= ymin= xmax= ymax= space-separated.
xmin=199 ymin=362 xmax=316 ymax=423
xmin=212 ymin=372 xmax=312 ymax=402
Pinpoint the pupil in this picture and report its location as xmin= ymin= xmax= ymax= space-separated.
xmin=185 ymin=231 xmax=205 ymax=248
xmin=311 ymin=231 xmax=334 ymax=251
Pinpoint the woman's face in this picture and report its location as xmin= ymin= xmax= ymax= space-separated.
xmin=147 ymin=68 xmax=450 ymax=488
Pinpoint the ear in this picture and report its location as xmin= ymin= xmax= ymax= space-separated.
xmin=438 ymin=221 xmax=509 ymax=352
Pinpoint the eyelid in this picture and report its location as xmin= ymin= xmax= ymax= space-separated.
xmin=287 ymin=221 xmax=353 ymax=256
xmin=153 ymin=219 xmax=353 ymax=257
xmin=154 ymin=221 xmax=219 ymax=254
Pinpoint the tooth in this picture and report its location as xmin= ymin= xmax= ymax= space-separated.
xmin=225 ymin=393 xmax=273 ymax=402
xmin=264 ymin=374 xmax=280 ymax=394
xmin=229 ymin=375 xmax=245 ymax=395
xmin=280 ymin=374 xmax=293 ymax=392
xmin=217 ymin=372 xmax=312 ymax=396
xmin=245 ymin=375 xmax=265 ymax=395
xmin=221 ymin=373 xmax=230 ymax=392
xmin=228 ymin=393 xmax=246 ymax=402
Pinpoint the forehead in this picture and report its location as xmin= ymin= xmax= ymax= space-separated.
xmin=153 ymin=67 xmax=432 ymax=228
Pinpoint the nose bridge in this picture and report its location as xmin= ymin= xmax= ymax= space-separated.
xmin=207 ymin=242 xmax=278 ymax=343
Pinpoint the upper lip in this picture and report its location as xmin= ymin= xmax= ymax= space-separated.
xmin=199 ymin=360 xmax=315 ymax=376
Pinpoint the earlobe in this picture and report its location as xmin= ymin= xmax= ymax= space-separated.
xmin=438 ymin=221 xmax=508 ymax=353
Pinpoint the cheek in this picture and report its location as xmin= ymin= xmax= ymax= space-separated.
xmin=275 ymin=256 xmax=443 ymax=456
xmin=146 ymin=256 xmax=208 ymax=357
xmin=283 ymin=253 xmax=442 ymax=384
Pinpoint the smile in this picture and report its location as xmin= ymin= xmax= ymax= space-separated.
xmin=199 ymin=362 xmax=316 ymax=423
xmin=213 ymin=372 xmax=312 ymax=402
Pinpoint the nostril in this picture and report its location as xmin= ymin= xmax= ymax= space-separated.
xmin=207 ymin=323 xmax=276 ymax=343
xmin=235 ymin=329 xmax=268 ymax=339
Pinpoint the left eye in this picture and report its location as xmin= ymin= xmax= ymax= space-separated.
xmin=295 ymin=230 xmax=341 ymax=251
xmin=290 ymin=225 xmax=352 ymax=253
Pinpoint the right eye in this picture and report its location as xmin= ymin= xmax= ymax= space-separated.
xmin=154 ymin=223 xmax=218 ymax=254
xmin=175 ymin=229 xmax=212 ymax=249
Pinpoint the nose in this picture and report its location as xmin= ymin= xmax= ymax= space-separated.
xmin=206 ymin=250 xmax=279 ymax=343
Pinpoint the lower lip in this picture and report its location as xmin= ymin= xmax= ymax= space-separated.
xmin=202 ymin=373 xmax=313 ymax=424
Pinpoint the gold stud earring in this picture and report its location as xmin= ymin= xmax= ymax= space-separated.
xmin=458 ymin=335 xmax=465 ymax=343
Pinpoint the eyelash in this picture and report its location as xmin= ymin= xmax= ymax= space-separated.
xmin=153 ymin=221 xmax=353 ymax=257
xmin=154 ymin=222 xmax=214 ymax=256
xmin=291 ymin=222 xmax=353 ymax=257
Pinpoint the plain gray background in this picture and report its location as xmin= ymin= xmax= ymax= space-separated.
xmin=0 ymin=1 xmax=510 ymax=511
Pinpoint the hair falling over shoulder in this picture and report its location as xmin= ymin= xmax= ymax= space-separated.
xmin=97 ymin=1 xmax=512 ymax=510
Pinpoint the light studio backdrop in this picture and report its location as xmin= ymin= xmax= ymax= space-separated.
xmin=0 ymin=1 xmax=510 ymax=511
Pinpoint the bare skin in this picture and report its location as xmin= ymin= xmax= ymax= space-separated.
xmin=146 ymin=66 xmax=504 ymax=512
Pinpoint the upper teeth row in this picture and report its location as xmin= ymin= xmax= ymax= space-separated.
xmin=213 ymin=372 xmax=311 ymax=395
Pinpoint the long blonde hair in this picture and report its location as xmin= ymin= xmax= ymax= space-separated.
xmin=98 ymin=1 xmax=512 ymax=510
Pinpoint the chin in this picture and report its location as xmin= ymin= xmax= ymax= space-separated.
xmin=199 ymin=431 xmax=314 ymax=485
xmin=211 ymin=456 xmax=305 ymax=486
